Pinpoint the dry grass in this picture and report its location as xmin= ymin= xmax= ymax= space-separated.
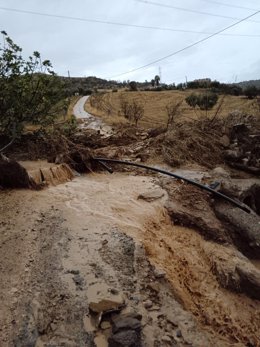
xmin=85 ymin=90 xmax=256 ymax=129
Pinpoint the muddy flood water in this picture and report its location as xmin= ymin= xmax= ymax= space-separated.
xmin=0 ymin=172 xmax=259 ymax=346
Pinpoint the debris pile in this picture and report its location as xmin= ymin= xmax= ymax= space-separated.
xmin=224 ymin=122 xmax=260 ymax=174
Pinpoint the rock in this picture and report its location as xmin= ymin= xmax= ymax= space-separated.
xmin=166 ymin=200 xmax=229 ymax=243
xmin=219 ymin=135 xmax=230 ymax=148
xmin=101 ymin=321 xmax=111 ymax=330
xmin=121 ymin=312 xmax=142 ymax=321
xmin=108 ymin=330 xmax=140 ymax=347
xmin=176 ymin=329 xmax=182 ymax=338
xmin=162 ymin=335 xmax=172 ymax=343
xmin=206 ymin=243 xmax=260 ymax=300
xmin=138 ymin=189 xmax=164 ymax=202
xmin=72 ymin=274 xmax=85 ymax=290
xmin=147 ymin=283 xmax=160 ymax=293
xmin=144 ymin=300 xmax=153 ymax=309
xmin=154 ymin=268 xmax=166 ymax=279
xmin=89 ymin=297 xmax=125 ymax=314
xmin=130 ymin=295 xmax=139 ymax=304
xmin=219 ymin=178 xmax=260 ymax=215
xmin=236 ymin=265 xmax=260 ymax=300
xmin=214 ymin=201 xmax=260 ymax=258
xmin=108 ymin=288 xmax=119 ymax=295
xmin=112 ymin=316 xmax=141 ymax=333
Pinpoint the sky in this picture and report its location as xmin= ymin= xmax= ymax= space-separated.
xmin=0 ymin=0 xmax=260 ymax=84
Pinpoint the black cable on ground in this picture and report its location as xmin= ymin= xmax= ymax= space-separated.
xmin=93 ymin=157 xmax=251 ymax=214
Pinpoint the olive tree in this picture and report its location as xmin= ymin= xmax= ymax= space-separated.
xmin=0 ymin=31 xmax=65 ymax=141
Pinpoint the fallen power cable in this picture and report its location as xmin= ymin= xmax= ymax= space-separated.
xmin=93 ymin=157 xmax=251 ymax=214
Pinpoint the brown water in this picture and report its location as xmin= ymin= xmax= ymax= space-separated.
xmin=0 ymin=172 xmax=259 ymax=346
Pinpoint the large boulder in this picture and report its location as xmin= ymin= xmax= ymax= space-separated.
xmin=205 ymin=243 xmax=260 ymax=300
xmin=214 ymin=201 xmax=260 ymax=258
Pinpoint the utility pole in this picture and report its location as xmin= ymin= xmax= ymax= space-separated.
xmin=159 ymin=66 xmax=162 ymax=83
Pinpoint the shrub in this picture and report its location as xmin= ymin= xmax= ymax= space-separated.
xmin=185 ymin=92 xmax=218 ymax=111
xmin=244 ymin=86 xmax=258 ymax=99
xmin=129 ymin=81 xmax=138 ymax=91
xmin=0 ymin=31 xmax=65 ymax=138
xmin=185 ymin=93 xmax=198 ymax=108
xmin=165 ymin=100 xmax=183 ymax=130
xmin=119 ymin=99 xmax=144 ymax=126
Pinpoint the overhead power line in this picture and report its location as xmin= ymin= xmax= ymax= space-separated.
xmin=0 ymin=6 xmax=259 ymax=38
xmin=199 ymin=0 xmax=257 ymax=12
xmin=0 ymin=6 xmax=259 ymax=39
xmin=109 ymin=9 xmax=260 ymax=79
xmin=135 ymin=0 xmax=260 ymax=24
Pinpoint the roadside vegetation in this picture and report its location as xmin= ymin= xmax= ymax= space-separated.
xmin=85 ymin=90 xmax=257 ymax=129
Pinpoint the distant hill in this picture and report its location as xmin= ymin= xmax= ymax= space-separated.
xmin=59 ymin=75 xmax=260 ymax=96
xmin=60 ymin=76 xmax=124 ymax=95
xmin=237 ymin=80 xmax=260 ymax=89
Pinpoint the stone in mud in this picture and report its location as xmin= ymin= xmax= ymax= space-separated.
xmin=147 ymin=282 xmax=160 ymax=293
xmin=109 ymin=312 xmax=142 ymax=346
xmin=112 ymin=316 xmax=141 ymax=333
xmin=138 ymin=189 xmax=164 ymax=202
xmin=72 ymin=274 xmax=85 ymax=290
xmin=89 ymin=297 xmax=125 ymax=314
xmin=101 ymin=321 xmax=111 ymax=330
xmin=219 ymin=135 xmax=230 ymax=148
xmin=166 ymin=200 xmax=229 ymax=243
xmin=236 ymin=265 xmax=260 ymax=300
xmin=214 ymin=201 xmax=260 ymax=258
xmin=143 ymin=300 xmax=153 ymax=309
xmin=206 ymin=244 xmax=260 ymax=300
xmin=108 ymin=330 xmax=141 ymax=347
xmin=162 ymin=335 xmax=172 ymax=343
xmin=219 ymin=178 xmax=260 ymax=215
xmin=154 ymin=268 xmax=166 ymax=279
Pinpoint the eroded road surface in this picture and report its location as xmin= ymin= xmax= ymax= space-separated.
xmin=73 ymin=96 xmax=112 ymax=136
xmin=0 ymin=172 xmax=259 ymax=346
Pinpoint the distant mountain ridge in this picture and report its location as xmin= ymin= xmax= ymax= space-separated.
xmin=236 ymin=80 xmax=260 ymax=89
xmin=59 ymin=75 xmax=260 ymax=95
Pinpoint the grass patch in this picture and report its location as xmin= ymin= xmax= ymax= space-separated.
xmin=85 ymin=90 xmax=256 ymax=129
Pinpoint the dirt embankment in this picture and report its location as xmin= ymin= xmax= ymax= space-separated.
xmin=1 ymin=173 xmax=259 ymax=347
xmin=0 ymin=97 xmax=259 ymax=346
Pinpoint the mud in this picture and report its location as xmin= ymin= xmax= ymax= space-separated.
xmin=1 ymin=172 xmax=260 ymax=346
xmin=20 ymin=160 xmax=75 ymax=186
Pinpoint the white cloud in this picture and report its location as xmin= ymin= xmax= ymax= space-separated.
xmin=0 ymin=0 xmax=259 ymax=83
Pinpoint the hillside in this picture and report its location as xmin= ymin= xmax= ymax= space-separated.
xmin=237 ymin=79 xmax=260 ymax=89
xmin=85 ymin=90 xmax=257 ymax=129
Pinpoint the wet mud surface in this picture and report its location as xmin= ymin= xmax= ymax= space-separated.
xmin=0 ymin=173 xmax=259 ymax=346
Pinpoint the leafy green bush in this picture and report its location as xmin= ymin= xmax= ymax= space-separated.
xmin=185 ymin=93 xmax=198 ymax=108
xmin=244 ymin=86 xmax=258 ymax=99
xmin=0 ymin=31 xmax=65 ymax=138
xmin=185 ymin=92 xmax=218 ymax=111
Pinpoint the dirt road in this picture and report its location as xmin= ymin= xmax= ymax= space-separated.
xmin=73 ymin=96 xmax=112 ymax=136
xmin=73 ymin=96 xmax=93 ymax=120
xmin=0 ymin=172 xmax=259 ymax=346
